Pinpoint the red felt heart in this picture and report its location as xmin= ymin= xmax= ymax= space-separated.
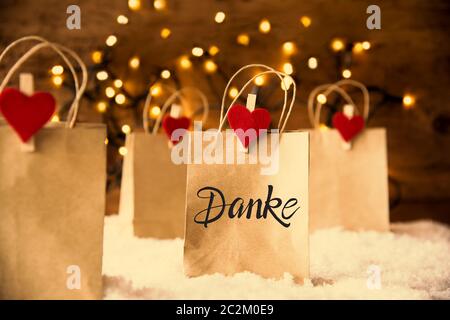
xmin=0 ymin=88 xmax=56 ymax=142
xmin=227 ymin=104 xmax=271 ymax=148
xmin=332 ymin=111 xmax=365 ymax=142
xmin=162 ymin=115 xmax=191 ymax=144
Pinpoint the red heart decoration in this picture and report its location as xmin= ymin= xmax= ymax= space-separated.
xmin=227 ymin=104 xmax=271 ymax=148
xmin=0 ymin=88 xmax=56 ymax=142
xmin=332 ymin=111 xmax=365 ymax=142
xmin=162 ymin=115 xmax=191 ymax=144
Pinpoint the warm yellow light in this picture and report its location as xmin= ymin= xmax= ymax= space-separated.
xmin=104 ymin=138 xmax=109 ymax=145
xmin=353 ymin=42 xmax=364 ymax=54
xmin=160 ymin=27 xmax=171 ymax=39
xmin=115 ymin=94 xmax=126 ymax=105
xmin=128 ymin=0 xmax=141 ymax=10
xmin=282 ymin=42 xmax=296 ymax=55
xmin=149 ymin=105 xmax=161 ymax=119
xmin=308 ymin=57 xmax=318 ymax=69
xmin=52 ymin=75 xmax=63 ymax=87
xmin=331 ymin=38 xmax=345 ymax=52
xmin=96 ymin=71 xmax=108 ymax=81
xmin=362 ymin=41 xmax=371 ymax=50
xmin=228 ymin=87 xmax=239 ymax=99
xmin=317 ymin=94 xmax=327 ymax=104
xmin=96 ymin=101 xmax=108 ymax=113
xmin=51 ymin=65 xmax=64 ymax=75
xmin=153 ymin=0 xmax=166 ymax=10
xmin=129 ymin=56 xmax=140 ymax=69
xmin=179 ymin=55 xmax=192 ymax=69
xmin=259 ymin=19 xmax=271 ymax=33
xmin=214 ymin=11 xmax=226 ymax=23
xmin=300 ymin=16 xmax=312 ymax=28
xmin=91 ymin=51 xmax=103 ymax=64
xmin=282 ymin=62 xmax=294 ymax=75
xmin=209 ymin=45 xmax=220 ymax=56
xmin=342 ymin=69 xmax=352 ymax=79
xmin=254 ymin=75 xmax=265 ymax=86
xmin=114 ymin=79 xmax=123 ymax=88
xmin=121 ymin=124 xmax=131 ymax=134
xmin=192 ymin=47 xmax=204 ymax=57
xmin=118 ymin=146 xmax=128 ymax=156
xmin=51 ymin=114 xmax=60 ymax=122
xmin=105 ymin=87 xmax=116 ymax=98
xmin=281 ymin=75 xmax=294 ymax=91
xmin=160 ymin=69 xmax=171 ymax=79
xmin=319 ymin=124 xmax=329 ymax=131
xmin=150 ymin=84 xmax=162 ymax=97
xmin=117 ymin=15 xmax=129 ymax=25
xmin=204 ymin=60 xmax=218 ymax=73
xmin=237 ymin=33 xmax=250 ymax=46
xmin=106 ymin=35 xmax=118 ymax=47
xmin=403 ymin=94 xmax=415 ymax=109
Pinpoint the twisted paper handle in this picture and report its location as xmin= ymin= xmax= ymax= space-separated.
xmin=0 ymin=36 xmax=88 ymax=128
xmin=218 ymin=64 xmax=296 ymax=134
xmin=143 ymin=86 xmax=209 ymax=134
xmin=307 ymin=79 xmax=370 ymax=129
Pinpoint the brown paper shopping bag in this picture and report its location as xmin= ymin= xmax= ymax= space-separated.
xmin=184 ymin=65 xmax=309 ymax=281
xmin=307 ymin=79 xmax=389 ymax=231
xmin=0 ymin=36 xmax=105 ymax=299
xmin=119 ymin=87 xmax=209 ymax=239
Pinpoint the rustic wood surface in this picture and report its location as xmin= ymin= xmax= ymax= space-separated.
xmin=0 ymin=0 xmax=449 ymax=223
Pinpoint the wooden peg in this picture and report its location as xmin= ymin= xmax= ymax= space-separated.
xmin=19 ymin=73 xmax=35 ymax=152
xmin=240 ymin=93 xmax=258 ymax=153
xmin=170 ymin=103 xmax=182 ymax=118
xmin=246 ymin=93 xmax=257 ymax=112
xmin=342 ymin=104 xmax=354 ymax=151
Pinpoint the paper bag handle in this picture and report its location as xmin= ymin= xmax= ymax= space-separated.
xmin=218 ymin=64 xmax=296 ymax=134
xmin=0 ymin=36 xmax=88 ymax=128
xmin=307 ymin=79 xmax=370 ymax=129
xmin=143 ymin=87 xmax=209 ymax=134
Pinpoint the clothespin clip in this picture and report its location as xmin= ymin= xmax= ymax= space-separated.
xmin=170 ymin=103 xmax=182 ymax=118
xmin=20 ymin=73 xmax=35 ymax=152
xmin=342 ymin=104 xmax=354 ymax=151
xmin=167 ymin=103 xmax=183 ymax=148
xmin=240 ymin=93 xmax=257 ymax=153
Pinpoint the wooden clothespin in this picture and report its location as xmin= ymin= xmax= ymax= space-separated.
xmin=20 ymin=73 xmax=35 ymax=152
xmin=342 ymin=104 xmax=354 ymax=151
xmin=170 ymin=103 xmax=182 ymax=118
xmin=167 ymin=103 xmax=183 ymax=148
xmin=240 ymin=93 xmax=257 ymax=153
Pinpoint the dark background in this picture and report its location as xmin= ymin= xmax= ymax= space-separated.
xmin=0 ymin=0 xmax=449 ymax=223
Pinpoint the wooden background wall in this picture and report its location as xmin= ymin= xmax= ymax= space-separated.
xmin=0 ymin=0 xmax=449 ymax=223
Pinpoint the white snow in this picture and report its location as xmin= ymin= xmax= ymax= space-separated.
xmin=102 ymin=215 xmax=450 ymax=299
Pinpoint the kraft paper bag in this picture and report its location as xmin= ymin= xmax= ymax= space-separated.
xmin=0 ymin=37 xmax=106 ymax=299
xmin=119 ymin=88 xmax=208 ymax=239
xmin=184 ymin=65 xmax=309 ymax=281
xmin=307 ymin=80 xmax=389 ymax=231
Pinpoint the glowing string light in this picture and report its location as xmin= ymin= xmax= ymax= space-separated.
xmin=96 ymin=71 xmax=108 ymax=81
xmin=308 ymin=57 xmax=318 ymax=69
xmin=115 ymin=94 xmax=126 ymax=105
xmin=96 ymin=101 xmax=107 ymax=113
xmin=51 ymin=65 xmax=64 ymax=75
xmin=300 ymin=16 xmax=312 ymax=28
xmin=317 ymin=94 xmax=327 ymax=104
xmin=259 ymin=19 xmax=271 ymax=33
xmin=118 ymin=146 xmax=128 ymax=156
xmin=214 ymin=11 xmax=226 ymax=23
xmin=117 ymin=15 xmax=129 ymax=25
xmin=237 ymin=33 xmax=250 ymax=46
xmin=106 ymin=35 xmax=117 ymax=47
xmin=204 ymin=60 xmax=217 ymax=73
xmin=160 ymin=28 xmax=171 ymax=39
